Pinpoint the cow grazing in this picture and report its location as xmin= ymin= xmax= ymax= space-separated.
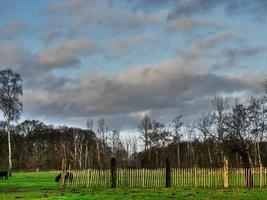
xmin=55 ymin=172 xmax=73 ymax=182
xmin=0 ymin=171 xmax=8 ymax=180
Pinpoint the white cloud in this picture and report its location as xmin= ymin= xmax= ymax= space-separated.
xmin=182 ymin=31 xmax=234 ymax=58
xmin=167 ymin=17 xmax=224 ymax=33
xmin=45 ymin=0 xmax=166 ymax=31
xmin=0 ymin=43 xmax=31 ymax=65
xmin=107 ymin=33 xmax=159 ymax=58
xmin=35 ymin=38 xmax=96 ymax=69
xmin=0 ymin=20 xmax=29 ymax=40
xmin=23 ymin=55 xmax=257 ymax=122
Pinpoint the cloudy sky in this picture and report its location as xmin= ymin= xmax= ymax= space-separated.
xmin=0 ymin=0 xmax=266 ymax=132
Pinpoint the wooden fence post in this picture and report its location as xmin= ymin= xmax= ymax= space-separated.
xmin=111 ymin=157 xmax=116 ymax=188
xmin=61 ymin=158 xmax=66 ymax=189
xmin=194 ymin=166 xmax=197 ymax=187
xmin=260 ymin=166 xmax=263 ymax=188
xmin=223 ymin=156 xmax=229 ymax=188
xmin=166 ymin=158 xmax=171 ymax=188
xmin=142 ymin=168 xmax=145 ymax=187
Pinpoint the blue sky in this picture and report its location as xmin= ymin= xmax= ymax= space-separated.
xmin=0 ymin=0 xmax=266 ymax=132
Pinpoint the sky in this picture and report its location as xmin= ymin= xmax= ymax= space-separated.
xmin=0 ymin=0 xmax=266 ymax=132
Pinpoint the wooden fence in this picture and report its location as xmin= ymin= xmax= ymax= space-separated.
xmin=63 ymin=167 xmax=267 ymax=189
xmin=61 ymin=158 xmax=267 ymax=189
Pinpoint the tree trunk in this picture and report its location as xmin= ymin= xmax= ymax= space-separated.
xmin=156 ymin=149 xmax=159 ymax=168
xmin=74 ymin=136 xmax=77 ymax=169
xmin=190 ymin=143 xmax=196 ymax=167
xmin=208 ymin=145 xmax=213 ymax=166
xmin=79 ymin=146 xmax=82 ymax=169
xmin=6 ymin=122 xmax=12 ymax=177
xmin=240 ymin=149 xmax=253 ymax=188
xmin=221 ymin=149 xmax=224 ymax=166
xmin=84 ymin=145 xmax=88 ymax=169
xmin=177 ymin=142 xmax=180 ymax=168
xmin=257 ymin=142 xmax=262 ymax=167
xmin=96 ymin=141 xmax=101 ymax=169
xmin=148 ymin=146 xmax=151 ymax=162
xmin=254 ymin=143 xmax=258 ymax=166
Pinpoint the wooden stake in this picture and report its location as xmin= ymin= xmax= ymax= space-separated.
xmin=60 ymin=158 xmax=66 ymax=189
xmin=165 ymin=158 xmax=171 ymax=188
xmin=111 ymin=158 xmax=116 ymax=188
xmin=260 ymin=166 xmax=263 ymax=188
xmin=223 ymin=156 xmax=229 ymax=188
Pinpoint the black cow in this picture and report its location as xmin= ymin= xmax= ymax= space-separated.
xmin=55 ymin=172 xmax=73 ymax=182
xmin=0 ymin=171 xmax=8 ymax=180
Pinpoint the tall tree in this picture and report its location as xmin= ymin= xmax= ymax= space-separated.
xmin=172 ymin=115 xmax=183 ymax=167
xmin=138 ymin=114 xmax=152 ymax=165
xmin=247 ymin=97 xmax=266 ymax=167
xmin=97 ymin=118 xmax=109 ymax=168
xmin=211 ymin=95 xmax=229 ymax=165
xmin=211 ymin=95 xmax=229 ymax=143
xmin=0 ymin=69 xmax=23 ymax=176
xmin=224 ymin=103 xmax=254 ymax=187
xmin=196 ymin=113 xmax=213 ymax=166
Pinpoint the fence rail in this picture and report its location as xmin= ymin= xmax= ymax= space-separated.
xmin=64 ymin=167 xmax=267 ymax=189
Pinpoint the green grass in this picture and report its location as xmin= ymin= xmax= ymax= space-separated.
xmin=1 ymin=172 xmax=267 ymax=199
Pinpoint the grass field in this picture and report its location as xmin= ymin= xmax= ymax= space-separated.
xmin=1 ymin=171 xmax=267 ymax=199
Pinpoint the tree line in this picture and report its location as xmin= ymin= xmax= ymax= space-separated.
xmin=137 ymin=94 xmax=267 ymax=169
xmin=0 ymin=119 xmax=131 ymax=170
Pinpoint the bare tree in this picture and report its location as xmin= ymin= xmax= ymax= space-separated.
xmin=97 ymin=118 xmax=108 ymax=147
xmin=74 ymin=130 xmax=85 ymax=169
xmin=128 ymin=136 xmax=138 ymax=168
xmin=263 ymin=79 xmax=267 ymax=95
xmin=150 ymin=121 xmax=171 ymax=167
xmin=247 ymin=97 xmax=266 ymax=167
xmin=138 ymin=114 xmax=152 ymax=163
xmin=0 ymin=69 xmax=23 ymax=176
xmin=150 ymin=121 xmax=163 ymax=167
xmin=86 ymin=119 xmax=94 ymax=131
xmin=172 ymin=115 xmax=183 ymax=167
xmin=211 ymin=95 xmax=229 ymax=142
xmin=225 ymin=103 xmax=254 ymax=187
xmin=94 ymin=118 xmax=109 ymax=168
xmin=85 ymin=119 xmax=94 ymax=168
xmin=72 ymin=130 xmax=79 ymax=168
xmin=196 ymin=113 xmax=213 ymax=165
xmin=186 ymin=125 xmax=196 ymax=167
xmin=109 ymin=129 xmax=121 ymax=157
xmin=123 ymin=135 xmax=138 ymax=167
xmin=211 ymin=95 xmax=229 ymax=164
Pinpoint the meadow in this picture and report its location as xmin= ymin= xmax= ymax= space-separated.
xmin=0 ymin=171 xmax=267 ymax=199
